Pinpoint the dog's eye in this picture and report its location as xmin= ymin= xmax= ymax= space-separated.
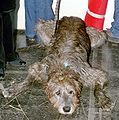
xmin=69 ymin=90 xmax=74 ymax=95
xmin=55 ymin=90 xmax=61 ymax=95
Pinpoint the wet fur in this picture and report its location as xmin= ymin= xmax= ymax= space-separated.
xmin=3 ymin=16 xmax=111 ymax=114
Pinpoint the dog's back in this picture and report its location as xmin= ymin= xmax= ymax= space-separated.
xmin=50 ymin=16 xmax=91 ymax=63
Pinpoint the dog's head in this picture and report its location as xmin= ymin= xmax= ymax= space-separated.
xmin=45 ymin=68 xmax=83 ymax=114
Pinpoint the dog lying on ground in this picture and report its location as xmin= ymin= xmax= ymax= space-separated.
xmin=2 ymin=16 xmax=111 ymax=115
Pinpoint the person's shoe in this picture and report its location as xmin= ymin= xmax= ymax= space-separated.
xmin=104 ymin=30 xmax=119 ymax=43
xmin=0 ymin=68 xmax=5 ymax=79
xmin=26 ymin=37 xmax=37 ymax=46
xmin=7 ymin=53 xmax=26 ymax=66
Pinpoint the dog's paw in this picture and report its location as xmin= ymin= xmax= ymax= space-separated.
xmin=2 ymin=85 xmax=16 ymax=98
xmin=97 ymin=96 xmax=112 ymax=111
xmin=0 ymin=83 xmax=11 ymax=98
xmin=2 ymin=89 xmax=11 ymax=98
xmin=2 ymin=88 xmax=15 ymax=98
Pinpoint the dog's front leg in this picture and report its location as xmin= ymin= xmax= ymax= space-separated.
xmin=3 ymin=76 xmax=30 ymax=98
xmin=93 ymin=70 xmax=112 ymax=111
xmin=2 ymin=67 xmax=37 ymax=98
xmin=2 ymin=61 xmax=49 ymax=98
xmin=94 ymin=82 xmax=112 ymax=111
xmin=82 ymin=67 xmax=112 ymax=111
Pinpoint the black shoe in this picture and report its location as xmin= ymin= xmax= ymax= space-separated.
xmin=103 ymin=30 xmax=119 ymax=43
xmin=0 ymin=68 xmax=5 ymax=78
xmin=7 ymin=53 xmax=26 ymax=66
xmin=26 ymin=37 xmax=37 ymax=46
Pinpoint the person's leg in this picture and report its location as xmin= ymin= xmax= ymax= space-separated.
xmin=104 ymin=0 xmax=119 ymax=43
xmin=44 ymin=0 xmax=55 ymax=20
xmin=2 ymin=12 xmax=16 ymax=61
xmin=24 ymin=0 xmax=37 ymax=46
xmin=35 ymin=0 xmax=54 ymax=20
xmin=110 ymin=0 xmax=119 ymax=38
xmin=35 ymin=0 xmax=54 ymax=43
xmin=0 ymin=14 xmax=5 ymax=77
xmin=24 ymin=0 xmax=36 ymax=38
xmin=2 ymin=12 xmax=26 ymax=65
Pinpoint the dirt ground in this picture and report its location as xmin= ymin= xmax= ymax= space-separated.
xmin=0 ymin=33 xmax=119 ymax=120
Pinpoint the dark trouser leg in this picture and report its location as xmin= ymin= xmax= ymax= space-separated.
xmin=0 ymin=14 xmax=5 ymax=77
xmin=2 ymin=12 xmax=16 ymax=61
xmin=2 ymin=11 xmax=26 ymax=65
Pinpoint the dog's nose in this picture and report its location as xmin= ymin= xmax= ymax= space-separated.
xmin=63 ymin=106 xmax=71 ymax=112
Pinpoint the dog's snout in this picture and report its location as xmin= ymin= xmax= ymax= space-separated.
xmin=63 ymin=106 xmax=71 ymax=112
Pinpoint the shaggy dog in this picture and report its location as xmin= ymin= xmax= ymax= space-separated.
xmin=3 ymin=16 xmax=111 ymax=115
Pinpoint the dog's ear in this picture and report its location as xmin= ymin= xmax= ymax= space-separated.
xmin=44 ymin=80 xmax=56 ymax=100
xmin=73 ymin=80 xmax=83 ymax=99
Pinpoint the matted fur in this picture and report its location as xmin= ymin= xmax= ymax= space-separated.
xmin=3 ymin=16 xmax=111 ymax=115
xmin=36 ymin=17 xmax=107 ymax=49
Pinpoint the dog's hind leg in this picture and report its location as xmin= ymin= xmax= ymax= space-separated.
xmin=86 ymin=27 xmax=107 ymax=49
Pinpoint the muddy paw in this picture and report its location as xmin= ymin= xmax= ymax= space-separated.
xmin=2 ymin=87 xmax=16 ymax=98
xmin=98 ymin=96 xmax=112 ymax=111
xmin=2 ymin=89 xmax=11 ymax=98
xmin=0 ymin=83 xmax=11 ymax=98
